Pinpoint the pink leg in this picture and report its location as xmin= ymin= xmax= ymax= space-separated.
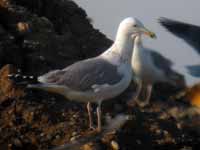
xmin=137 ymin=84 xmax=153 ymax=107
xmin=86 ymin=102 xmax=94 ymax=129
xmin=96 ymin=102 xmax=102 ymax=132
xmin=145 ymin=84 xmax=153 ymax=105
xmin=128 ymin=79 xmax=143 ymax=107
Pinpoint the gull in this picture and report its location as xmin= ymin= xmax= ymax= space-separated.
xmin=129 ymin=35 xmax=182 ymax=107
xmin=25 ymin=17 xmax=155 ymax=131
xmin=159 ymin=17 xmax=200 ymax=55
xmin=159 ymin=17 xmax=200 ymax=77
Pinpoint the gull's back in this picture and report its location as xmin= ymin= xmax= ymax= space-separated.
xmin=38 ymin=57 xmax=123 ymax=92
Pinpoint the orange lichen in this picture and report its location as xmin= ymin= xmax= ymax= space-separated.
xmin=0 ymin=64 xmax=25 ymax=102
xmin=186 ymin=83 xmax=200 ymax=108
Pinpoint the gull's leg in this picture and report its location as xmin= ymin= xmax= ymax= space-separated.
xmin=137 ymin=84 xmax=153 ymax=107
xmin=144 ymin=84 xmax=153 ymax=105
xmin=96 ymin=101 xmax=102 ymax=132
xmin=86 ymin=102 xmax=94 ymax=129
xmin=128 ymin=79 xmax=143 ymax=107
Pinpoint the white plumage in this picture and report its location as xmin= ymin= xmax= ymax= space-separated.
xmin=28 ymin=17 xmax=156 ymax=131
xmin=131 ymin=35 xmax=181 ymax=107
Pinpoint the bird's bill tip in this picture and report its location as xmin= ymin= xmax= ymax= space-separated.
xmin=143 ymin=29 xmax=157 ymax=39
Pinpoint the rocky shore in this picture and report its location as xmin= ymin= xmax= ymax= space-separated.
xmin=0 ymin=0 xmax=199 ymax=150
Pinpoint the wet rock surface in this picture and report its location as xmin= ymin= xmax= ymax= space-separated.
xmin=0 ymin=0 xmax=199 ymax=150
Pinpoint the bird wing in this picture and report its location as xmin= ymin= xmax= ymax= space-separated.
xmin=186 ymin=65 xmax=200 ymax=77
xmin=159 ymin=17 xmax=200 ymax=55
xmin=148 ymin=49 xmax=185 ymax=85
xmin=148 ymin=49 xmax=173 ymax=74
xmin=39 ymin=57 xmax=123 ymax=91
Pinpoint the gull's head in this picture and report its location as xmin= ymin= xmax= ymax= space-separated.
xmin=118 ymin=17 xmax=156 ymax=39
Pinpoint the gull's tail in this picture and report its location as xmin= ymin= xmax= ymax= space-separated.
xmin=8 ymin=69 xmax=68 ymax=95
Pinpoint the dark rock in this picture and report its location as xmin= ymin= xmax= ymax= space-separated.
xmin=0 ymin=64 xmax=25 ymax=103
xmin=0 ymin=0 xmax=112 ymax=76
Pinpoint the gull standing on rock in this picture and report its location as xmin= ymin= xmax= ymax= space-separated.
xmin=25 ymin=17 xmax=156 ymax=132
xmin=129 ymin=35 xmax=182 ymax=107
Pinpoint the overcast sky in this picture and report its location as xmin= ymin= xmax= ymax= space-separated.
xmin=74 ymin=0 xmax=200 ymax=85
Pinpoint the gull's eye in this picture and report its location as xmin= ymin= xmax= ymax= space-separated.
xmin=133 ymin=24 xmax=137 ymax=27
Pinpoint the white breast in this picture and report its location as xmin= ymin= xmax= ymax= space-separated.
xmin=132 ymin=48 xmax=163 ymax=84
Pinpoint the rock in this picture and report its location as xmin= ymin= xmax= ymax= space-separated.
xmin=82 ymin=143 xmax=101 ymax=150
xmin=13 ymin=138 xmax=22 ymax=147
xmin=0 ymin=64 xmax=25 ymax=103
xmin=111 ymin=140 xmax=119 ymax=150
xmin=0 ymin=0 xmax=112 ymax=76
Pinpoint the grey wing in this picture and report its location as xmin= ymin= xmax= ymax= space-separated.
xmin=148 ymin=49 xmax=173 ymax=74
xmin=186 ymin=65 xmax=200 ymax=77
xmin=38 ymin=69 xmax=66 ymax=83
xmin=148 ymin=49 xmax=185 ymax=84
xmin=55 ymin=57 xmax=123 ymax=91
xmin=159 ymin=17 xmax=200 ymax=55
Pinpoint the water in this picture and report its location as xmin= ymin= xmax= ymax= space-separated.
xmin=74 ymin=0 xmax=200 ymax=85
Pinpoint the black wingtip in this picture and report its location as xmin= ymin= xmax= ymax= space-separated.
xmin=158 ymin=17 xmax=191 ymax=36
xmin=158 ymin=17 xmax=179 ymax=29
xmin=8 ymin=73 xmax=38 ymax=85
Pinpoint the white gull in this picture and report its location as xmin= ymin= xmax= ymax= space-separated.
xmin=28 ymin=17 xmax=156 ymax=131
xmin=130 ymin=35 xmax=182 ymax=107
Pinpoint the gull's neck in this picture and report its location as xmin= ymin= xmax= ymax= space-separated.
xmin=133 ymin=35 xmax=144 ymax=57
xmin=101 ymin=30 xmax=134 ymax=64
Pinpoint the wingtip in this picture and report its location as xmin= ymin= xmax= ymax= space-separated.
xmin=158 ymin=17 xmax=167 ymax=23
xmin=158 ymin=17 xmax=176 ymax=27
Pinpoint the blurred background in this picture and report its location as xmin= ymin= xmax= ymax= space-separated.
xmin=74 ymin=0 xmax=200 ymax=85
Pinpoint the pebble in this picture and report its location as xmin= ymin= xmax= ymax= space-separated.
xmin=72 ymin=131 xmax=77 ymax=137
xmin=163 ymin=130 xmax=169 ymax=136
xmin=111 ymin=140 xmax=119 ymax=150
xmin=155 ymin=129 xmax=161 ymax=135
xmin=55 ymin=135 xmax=61 ymax=139
xmin=176 ymin=123 xmax=182 ymax=129
xmin=136 ymin=139 xmax=141 ymax=145
xmin=70 ymin=136 xmax=76 ymax=142
xmin=13 ymin=138 xmax=22 ymax=147
xmin=29 ymin=76 xmax=34 ymax=79
xmin=72 ymin=114 xmax=78 ymax=118
xmin=23 ymin=76 xmax=27 ymax=79
xmin=46 ymin=134 xmax=52 ymax=140
xmin=15 ymin=74 xmax=20 ymax=77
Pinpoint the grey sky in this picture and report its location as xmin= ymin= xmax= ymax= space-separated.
xmin=74 ymin=0 xmax=200 ymax=85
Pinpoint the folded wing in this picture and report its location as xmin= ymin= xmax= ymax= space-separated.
xmin=38 ymin=57 xmax=123 ymax=91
